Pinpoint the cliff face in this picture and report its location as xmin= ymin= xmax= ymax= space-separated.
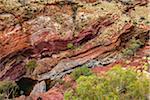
xmin=0 ymin=0 xmax=149 ymax=81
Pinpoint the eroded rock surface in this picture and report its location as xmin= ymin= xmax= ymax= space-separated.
xmin=30 ymin=81 xmax=46 ymax=95
xmin=0 ymin=0 xmax=149 ymax=82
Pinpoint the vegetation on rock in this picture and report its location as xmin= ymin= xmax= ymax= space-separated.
xmin=0 ymin=80 xmax=19 ymax=99
xmin=65 ymin=65 xmax=150 ymax=100
xmin=0 ymin=0 xmax=149 ymax=99
xmin=122 ymin=38 xmax=144 ymax=57
xmin=71 ymin=66 xmax=93 ymax=80
xmin=25 ymin=59 xmax=37 ymax=72
xmin=67 ymin=43 xmax=74 ymax=49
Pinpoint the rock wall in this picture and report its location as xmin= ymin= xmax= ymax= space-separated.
xmin=0 ymin=0 xmax=149 ymax=81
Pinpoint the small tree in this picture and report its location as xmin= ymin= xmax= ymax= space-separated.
xmin=65 ymin=65 xmax=150 ymax=100
xmin=0 ymin=80 xmax=19 ymax=99
xmin=122 ymin=38 xmax=144 ymax=57
xmin=67 ymin=43 xmax=74 ymax=49
xmin=25 ymin=59 xmax=37 ymax=73
xmin=70 ymin=66 xmax=93 ymax=80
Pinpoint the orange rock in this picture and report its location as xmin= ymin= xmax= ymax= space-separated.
xmin=0 ymin=33 xmax=30 ymax=59
xmin=16 ymin=88 xmax=63 ymax=100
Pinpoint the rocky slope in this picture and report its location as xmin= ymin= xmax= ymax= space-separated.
xmin=0 ymin=0 xmax=149 ymax=99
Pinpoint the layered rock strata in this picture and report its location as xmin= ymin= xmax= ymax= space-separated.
xmin=0 ymin=0 xmax=149 ymax=81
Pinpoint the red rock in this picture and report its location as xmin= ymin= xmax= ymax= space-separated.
xmin=16 ymin=88 xmax=63 ymax=100
xmin=0 ymin=33 xmax=29 ymax=59
xmin=0 ymin=64 xmax=26 ymax=81
xmin=135 ymin=0 xmax=149 ymax=5
xmin=35 ymin=90 xmax=63 ymax=100
xmin=92 ymin=66 xmax=112 ymax=74
xmin=0 ymin=0 xmax=149 ymax=81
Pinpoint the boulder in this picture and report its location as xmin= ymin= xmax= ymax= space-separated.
xmin=30 ymin=81 xmax=46 ymax=95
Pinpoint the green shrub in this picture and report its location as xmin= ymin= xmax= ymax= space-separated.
xmin=26 ymin=59 xmax=37 ymax=72
xmin=122 ymin=38 xmax=144 ymax=57
xmin=57 ymin=79 xmax=65 ymax=85
xmin=65 ymin=65 xmax=150 ymax=100
xmin=0 ymin=93 xmax=5 ymax=100
xmin=67 ymin=43 xmax=74 ymax=49
xmin=0 ymin=80 xmax=19 ymax=99
xmin=71 ymin=66 xmax=93 ymax=80
xmin=122 ymin=48 xmax=134 ymax=56
xmin=129 ymin=39 xmax=143 ymax=50
xmin=64 ymin=90 xmax=75 ymax=100
xmin=63 ymin=82 xmax=72 ymax=89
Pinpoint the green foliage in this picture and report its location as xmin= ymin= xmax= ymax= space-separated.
xmin=63 ymin=82 xmax=72 ymax=89
xmin=55 ymin=79 xmax=71 ymax=89
xmin=67 ymin=43 xmax=74 ymax=49
xmin=122 ymin=38 xmax=144 ymax=57
xmin=0 ymin=80 xmax=19 ymax=99
xmin=0 ymin=93 xmax=5 ymax=100
xmin=46 ymin=79 xmax=65 ymax=91
xmin=129 ymin=38 xmax=143 ymax=49
xmin=26 ymin=59 xmax=37 ymax=72
xmin=57 ymin=79 xmax=65 ymax=85
xmin=71 ymin=66 xmax=93 ymax=80
xmin=64 ymin=90 xmax=75 ymax=100
xmin=122 ymin=49 xmax=134 ymax=56
xmin=65 ymin=65 xmax=150 ymax=100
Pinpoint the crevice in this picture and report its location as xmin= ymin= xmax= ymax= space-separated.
xmin=16 ymin=77 xmax=38 ymax=96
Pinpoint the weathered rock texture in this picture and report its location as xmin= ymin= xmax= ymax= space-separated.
xmin=30 ymin=81 xmax=46 ymax=95
xmin=0 ymin=0 xmax=149 ymax=81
